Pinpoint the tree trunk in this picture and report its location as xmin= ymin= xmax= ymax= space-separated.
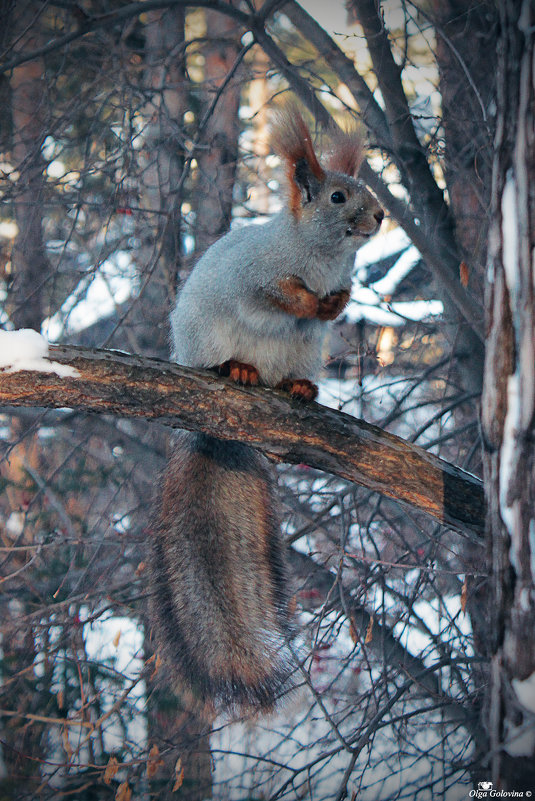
xmin=134 ymin=6 xmax=187 ymax=357
xmin=481 ymin=0 xmax=535 ymax=788
xmin=193 ymin=7 xmax=242 ymax=255
xmin=0 ymin=5 xmax=50 ymax=795
xmin=8 ymin=2 xmax=49 ymax=330
xmin=144 ymin=625 xmax=214 ymax=801
xmin=141 ymin=13 xmax=213 ymax=799
xmin=430 ymin=0 xmax=497 ymax=299
xmin=247 ymin=44 xmax=272 ymax=216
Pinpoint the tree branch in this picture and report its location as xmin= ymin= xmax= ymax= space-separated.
xmin=252 ymin=20 xmax=485 ymax=344
xmin=289 ymin=548 xmax=481 ymax=737
xmin=280 ymin=1 xmax=393 ymax=151
xmin=0 ymin=344 xmax=485 ymax=536
xmin=0 ymin=0 xmax=251 ymax=75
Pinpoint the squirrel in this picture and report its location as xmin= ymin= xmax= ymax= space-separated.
xmin=150 ymin=103 xmax=384 ymax=719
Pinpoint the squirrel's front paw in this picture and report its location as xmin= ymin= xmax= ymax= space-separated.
xmin=277 ymin=378 xmax=318 ymax=402
xmin=219 ymin=359 xmax=260 ymax=386
xmin=316 ymin=289 xmax=350 ymax=321
xmin=273 ymin=276 xmax=319 ymax=319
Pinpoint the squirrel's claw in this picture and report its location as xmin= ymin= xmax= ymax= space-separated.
xmin=219 ymin=359 xmax=260 ymax=386
xmin=277 ymin=378 xmax=318 ymax=402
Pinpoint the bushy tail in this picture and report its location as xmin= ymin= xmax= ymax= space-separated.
xmin=150 ymin=431 xmax=294 ymax=718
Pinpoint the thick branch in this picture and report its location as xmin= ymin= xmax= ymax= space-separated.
xmin=350 ymin=0 xmax=484 ymax=332
xmin=281 ymin=1 xmax=393 ymax=150
xmin=252 ymin=22 xmax=484 ymax=345
xmin=0 ymin=345 xmax=485 ymax=536
xmin=350 ymin=0 xmax=424 ymax=158
xmin=359 ymin=161 xmax=485 ymax=344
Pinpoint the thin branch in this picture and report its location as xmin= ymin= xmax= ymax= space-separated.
xmin=0 ymin=344 xmax=485 ymax=536
xmin=407 ymin=0 xmax=489 ymax=128
xmin=359 ymin=161 xmax=484 ymax=340
xmin=251 ymin=21 xmax=484 ymax=343
xmin=0 ymin=0 xmax=251 ymax=75
xmin=281 ymin=0 xmax=393 ymax=150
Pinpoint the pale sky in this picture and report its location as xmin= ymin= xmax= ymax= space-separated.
xmin=298 ymin=0 xmax=353 ymax=34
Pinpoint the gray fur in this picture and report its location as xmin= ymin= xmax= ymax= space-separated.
xmin=171 ymin=173 xmax=381 ymax=385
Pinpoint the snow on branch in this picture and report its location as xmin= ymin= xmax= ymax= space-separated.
xmin=0 ymin=342 xmax=485 ymax=536
xmin=0 ymin=329 xmax=79 ymax=377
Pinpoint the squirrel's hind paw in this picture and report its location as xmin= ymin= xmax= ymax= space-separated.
xmin=219 ymin=359 xmax=260 ymax=386
xmin=277 ymin=378 xmax=318 ymax=402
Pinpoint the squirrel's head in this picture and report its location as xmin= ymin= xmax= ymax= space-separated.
xmin=270 ymin=104 xmax=384 ymax=255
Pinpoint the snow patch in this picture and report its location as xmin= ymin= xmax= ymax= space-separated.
xmin=504 ymin=718 xmax=535 ymax=757
xmin=355 ymin=225 xmax=412 ymax=272
xmin=501 ymin=171 xmax=519 ymax=310
xmin=512 ymin=671 xmax=535 ymax=715
xmin=344 ymin=230 xmax=443 ymax=326
xmin=43 ymin=251 xmax=135 ymax=339
xmin=345 ymin=293 xmax=443 ymax=326
xmin=499 ymin=371 xmax=520 ymax=545
xmin=370 ymin=244 xmax=421 ymax=296
xmin=5 ymin=511 xmax=25 ymax=538
xmin=0 ymin=329 xmax=78 ymax=377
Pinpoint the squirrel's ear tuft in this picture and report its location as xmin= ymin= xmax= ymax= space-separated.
xmin=326 ymin=125 xmax=365 ymax=177
xmin=270 ymin=103 xmax=325 ymax=215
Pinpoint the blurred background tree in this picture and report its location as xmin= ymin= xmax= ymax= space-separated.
xmin=0 ymin=1 xmax=533 ymax=799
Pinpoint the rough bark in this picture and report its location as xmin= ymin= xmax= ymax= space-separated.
xmin=193 ymin=7 xmax=242 ymax=255
xmin=481 ymin=0 xmax=535 ymax=789
xmin=0 ymin=6 xmax=50 ymax=794
xmin=0 ymin=344 xmax=485 ymax=536
xmin=106 ymin=5 xmax=189 ymax=360
xmin=8 ymin=2 xmax=50 ymax=330
xmin=430 ymin=0 xmax=497 ymax=300
xmin=141 ymin=5 xmax=187 ymax=318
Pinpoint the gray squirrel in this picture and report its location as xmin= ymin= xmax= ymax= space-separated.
xmin=151 ymin=104 xmax=383 ymax=719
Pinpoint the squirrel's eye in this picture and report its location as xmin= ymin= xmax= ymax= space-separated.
xmin=330 ymin=191 xmax=346 ymax=204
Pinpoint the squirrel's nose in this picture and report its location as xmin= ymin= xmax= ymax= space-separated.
xmin=374 ymin=209 xmax=384 ymax=225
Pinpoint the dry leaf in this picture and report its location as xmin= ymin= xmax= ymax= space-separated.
xmin=62 ymin=726 xmax=73 ymax=759
xmin=135 ymin=561 xmax=146 ymax=576
xmin=172 ymin=757 xmax=184 ymax=792
xmin=104 ymin=756 xmax=120 ymax=785
xmin=349 ymin=617 xmax=358 ymax=644
xmin=57 ymin=689 xmax=64 ymax=710
xmin=365 ymin=615 xmax=374 ymax=645
xmin=461 ymin=576 xmax=468 ymax=614
xmin=115 ymin=781 xmax=131 ymax=801
xmin=147 ymin=743 xmax=164 ymax=779
xmin=150 ymin=653 xmax=162 ymax=679
xmin=459 ymin=261 xmax=469 ymax=288
xmin=112 ymin=630 xmax=122 ymax=648
xmin=288 ymin=594 xmax=297 ymax=615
